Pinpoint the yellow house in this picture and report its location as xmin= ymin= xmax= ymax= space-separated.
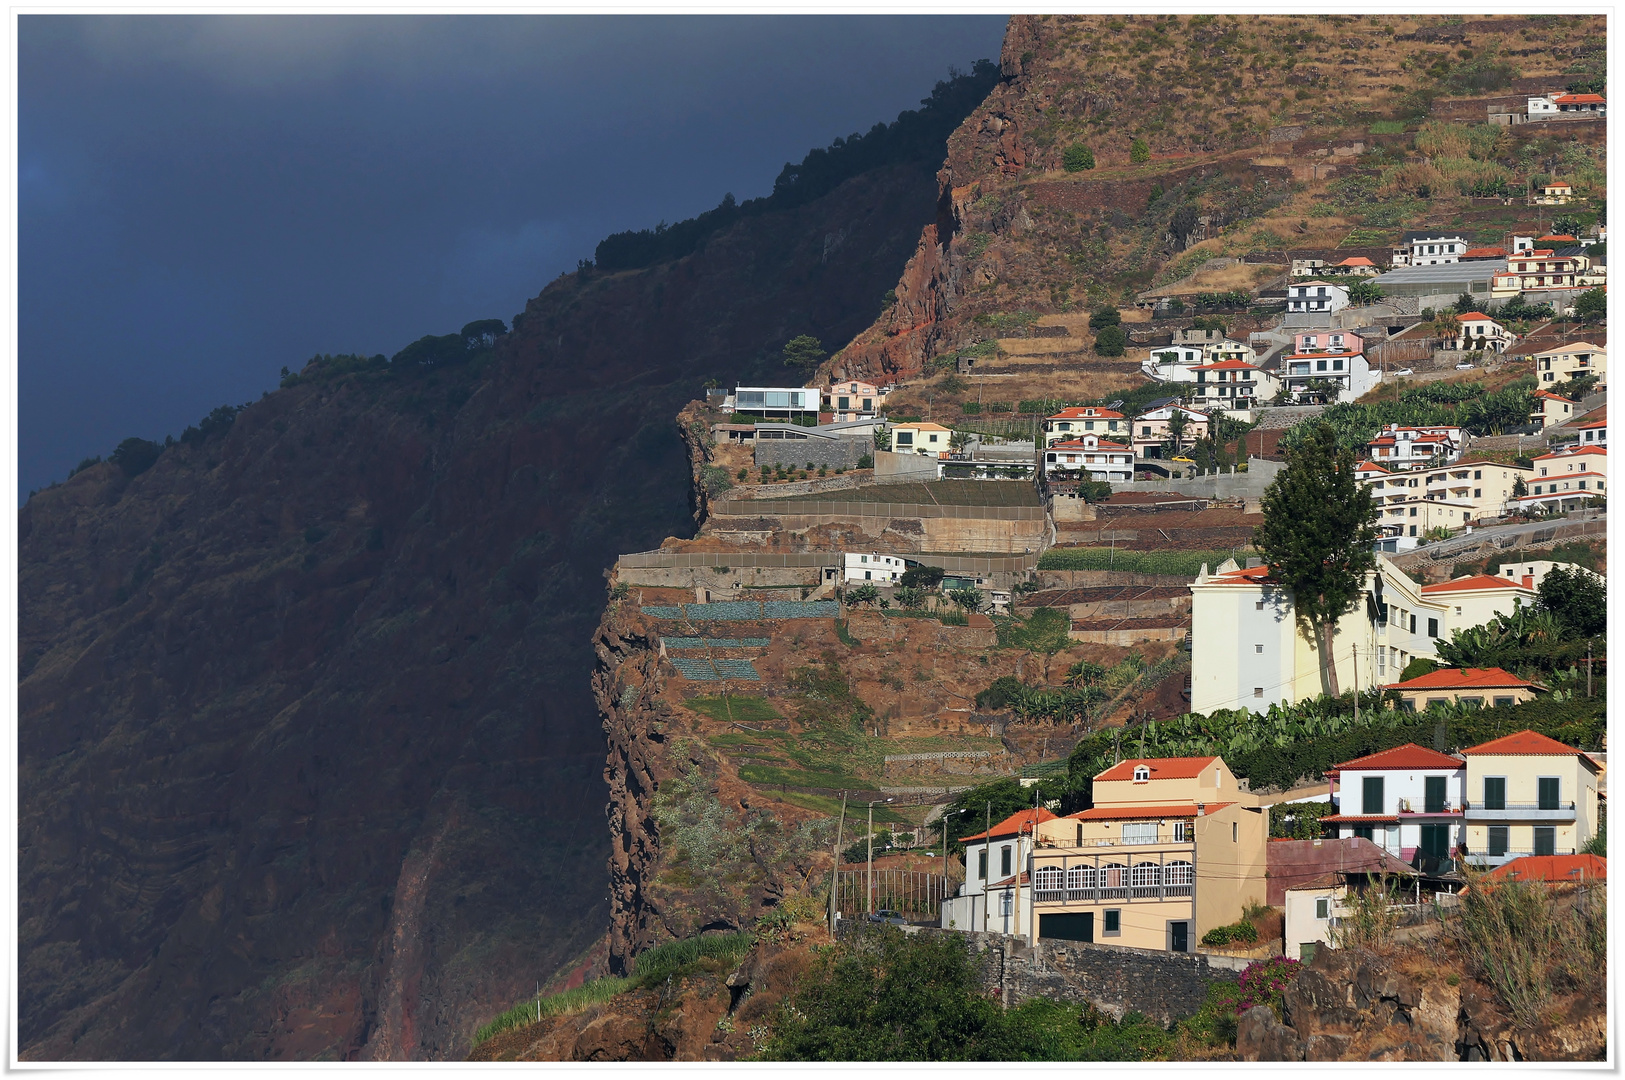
xmin=1523 ymin=338 xmax=1607 ymax=389
xmin=1385 ymin=666 xmax=1543 ymax=712
xmin=1461 ymin=730 xmax=1602 ymax=867
xmin=1530 ymin=390 xmax=1577 ymax=430
xmin=1026 ymin=756 xmax=1269 ymax=952
xmin=890 ymin=421 xmax=952 ymax=456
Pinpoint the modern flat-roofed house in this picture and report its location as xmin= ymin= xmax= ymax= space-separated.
xmin=1280 ymin=330 xmax=1378 ymax=403
xmin=1042 ymin=435 xmax=1134 ymax=482
xmin=1321 ymin=744 xmax=1466 ymax=865
xmin=1398 ymin=230 xmax=1470 ymax=266
xmin=842 ymin=552 xmax=908 ymax=584
xmin=1460 ymin=730 xmax=1601 ymax=867
xmin=725 ymin=385 xmax=821 ymax=419
xmin=1286 ymin=280 xmax=1349 ymax=315
xmin=1043 ymin=406 xmax=1127 ymax=447
xmin=1385 ymin=666 xmax=1544 ymax=712
xmin=1014 ymin=756 xmax=1268 ymax=951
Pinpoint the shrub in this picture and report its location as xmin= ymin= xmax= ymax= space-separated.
xmin=857 ymin=453 xmax=874 ymax=470
xmin=1200 ymin=920 xmax=1259 ymax=947
xmin=1094 ymin=325 xmax=1128 ymax=356
xmin=1062 ymin=143 xmax=1096 ymax=171
xmin=947 ymin=587 xmax=984 ymax=612
xmin=1087 ymin=307 xmax=1121 ymax=331
xmin=1329 ymin=875 xmax=1402 ymax=951
xmin=1235 ymin=957 xmax=1300 ymax=1020
xmin=110 ymin=437 xmax=163 ymax=478
xmin=701 ymin=465 xmax=733 ymax=496
xmin=1129 ymin=137 xmax=1150 ymax=163
xmin=845 ymin=583 xmax=880 ymax=606
xmin=70 ymin=455 xmax=102 ymax=477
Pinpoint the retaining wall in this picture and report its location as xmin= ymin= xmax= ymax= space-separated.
xmin=755 ymin=438 xmax=867 ymax=469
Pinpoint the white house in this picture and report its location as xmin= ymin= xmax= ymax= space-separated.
xmin=1528 ymin=92 xmax=1606 ymax=120
xmin=1547 ymin=406 xmax=1607 ymax=450
xmin=1491 ymin=559 xmax=1604 ymax=590
xmin=1190 ymin=360 xmax=1280 ymax=410
xmin=1043 ymin=406 xmax=1127 ymax=447
xmin=1188 ymin=557 xmax=1536 ymax=715
xmin=1280 ymin=331 xmax=1379 ymax=403
xmin=1398 ymin=231 xmax=1470 ymax=266
xmin=1453 ymin=312 xmax=1515 ymax=353
xmin=1131 ymin=405 xmax=1211 ymax=459
xmin=1043 ymin=435 xmax=1134 ymax=482
xmin=1287 ymin=281 xmax=1349 ymax=315
xmin=843 ymin=552 xmax=908 ymax=584
xmin=1322 ymin=744 xmax=1466 ymax=864
xmin=1362 ymin=424 xmax=1465 ymax=469
xmin=940 ymin=807 xmax=1057 ymax=935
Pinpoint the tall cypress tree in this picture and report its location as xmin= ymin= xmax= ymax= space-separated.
xmin=1253 ymin=422 xmax=1379 ymax=696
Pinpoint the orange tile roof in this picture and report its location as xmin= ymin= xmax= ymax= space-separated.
xmin=1531 ymin=390 xmax=1576 ymax=402
xmin=1486 ymin=854 xmax=1605 ymax=883
xmin=1533 ymin=446 xmax=1608 ymax=460
xmin=1330 ymin=743 xmax=1463 ymax=773
xmin=1095 ymin=756 xmax=1221 ymax=782
xmin=1461 ymin=247 xmax=1507 ymax=258
xmin=1193 ymin=359 xmax=1263 ymax=370
xmin=1069 ymin=802 xmax=1232 ymax=821
xmin=958 ymin=807 xmax=1059 ymax=843
xmin=1455 ymin=312 xmax=1494 ymax=321
xmin=1552 ymin=93 xmax=1605 ymax=104
xmin=1048 ymin=407 xmax=1125 ymax=420
xmin=1202 ymin=563 xmax=1274 ymax=585
xmin=1419 ymin=574 xmax=1535 ymax=595
xmin=1336 ymin=256 xmax=1376 ymax=266
xmin=1460 ymin=729 xmax=1585 ymax=757
xmin=1386 ymin=666 xmax=1540 ymax=692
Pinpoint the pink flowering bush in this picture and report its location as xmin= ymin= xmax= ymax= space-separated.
xmin=1236 ymin=956 xmax=1301 ymax=1019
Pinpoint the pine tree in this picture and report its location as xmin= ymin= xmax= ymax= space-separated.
xmin=1252 ymin=422 xmax=1379 ymax=696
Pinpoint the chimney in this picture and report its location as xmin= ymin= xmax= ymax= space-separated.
xmin=1196 ymin=803 xmax=1206 ymax=816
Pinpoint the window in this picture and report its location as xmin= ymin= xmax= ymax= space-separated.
xmin=1409 ymin=614 xmax=1417 ymax=634
xmin=1256 ymin=601 xmax=1264 ymax=610
xmin=1133 ymin=765 xmax=1150 ymax=781
xmin=1362 ymin=776 xmax=1384 ymax=815
xmin=1173 ymin=822 xmax=1189 ymax=842
xmin=1254 ymin=687 xmax=1264 ymax=698
xmin=1425 ymin=776 xmax=1446 ymax=813
xmin=1427 ymin=618 xmax=1439 ymax=639
xmin=1121 ymin=822 xmax=1158 ymax=844
xmin=1487 ymin=825 xmax=1509 ymax=857
xmin=1493 ymin=696 xmax=1514 ymax=707
xmin=1130 ymin=863 xmax=1161 ymax=896
xmin=978 ymin=850 xmax=988 ymax=880
xmin=1533 ymin=827 xmax=1556 ymax=857
xmin=1232 ymin=822 xmax=1238 ymax=843
xmin=1316 ymin=897 xmax=1330 ymax=920
xmin=1353 ymin=825 xmax=1375 ymax=841
xmin=1001 ymin=846 xmax=1012 ymax=877
xmin=1000 ymin=891 xmax=1013 ymax=916
xmin=1483 ymin=777 xmax=1506 ymax=810
xmin=1104 ymin=910 xmax=1121 ymax=935
xmin=1255 ymin=644 xmax=1263 ymax=654
xmin=1474 ymin=489 xmax=1482 ymax=498
xmin=897 ymin=431 xmax=913 ymax=446
xmin=1538 ymin=777 xmax=1560 ymax=810
xmin=1474 ymin=470 xmax=1482 ymax=480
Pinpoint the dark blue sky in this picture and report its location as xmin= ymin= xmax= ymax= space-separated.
xmin=19 ymin=15 xmax=1007 ymax=494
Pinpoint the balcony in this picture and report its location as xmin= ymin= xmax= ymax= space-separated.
xmin=1464 ymin=802 xmax=1578 ymax=822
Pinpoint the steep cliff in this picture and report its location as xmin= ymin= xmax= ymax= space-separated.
xmin=18 ymin=113 xmax=972 ymax=1059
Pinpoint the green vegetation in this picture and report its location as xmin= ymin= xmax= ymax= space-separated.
xmin=1369 ymin=120 xmax=1407 ymax=134
xmin=1037 ymin=547 xmax=1249 ymax=575
xmin=1199 ymin=920 xmax=1258 ymax=947
xmin=782 ymin=334 xmax=827 ymax=373
xmin=993 ymin=607 xmax=1072 ymax=653
xmin=1093 ymin=325 xmax=1128 ymax=356
xmin=473 ymin=977 xmax=635 ymax=1047
xmin=1269 ymin=800 xmax=1336 ymax=839
xmin=110 ymin=437 xmax=163 ymax=478
xmin=1282 ymin=379 xmax=1537 ymax=456
xmin=759 ymin=927 xmax=1174 ymax=1061
xmin=591 ymin=61 xmax=1000 ymax=272
xmin=1062 ymin=143 xmax=1095 ymax=171
xmin=1129 ymin=137 xmax=1151 ymax=163
xmin=1451 ymin=870 xmax=1604 ymax=1027
xmin=683 ymin=695 xmax=782 ymax=726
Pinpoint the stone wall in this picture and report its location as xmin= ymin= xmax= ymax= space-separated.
xmin=837 ymin=924 xmax=1240 ymax=1026
xmin=755 ymin=438 xmax=867 ymax=469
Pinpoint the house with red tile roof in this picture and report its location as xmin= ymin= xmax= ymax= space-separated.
xmin=1321 ymin=743 xmax=1465 ymax=865
xmin=1384 ymin=666 xmax=1543 ymax=711
xmin=1529 ymin=92 xmax=1606 ymax=121
xmin=942 ymin=807 xmax=1059 ymax=936
xmin=1529 ymin=390 xmax=1577 ymax=430
xmin=1547 ymin=404 xmax=1606 ymax=451
xmin=1042 ymin=406 xmax=1126 ymax=447
xmin=1362 ymin=422 xmax=1465 ymax=469
xmin=1452 ymin=312 xmax=1514 ymax=353
xmin=1516 ymin=444 xmax=1607 ymax=513
xmin=1189 ymin=358 xmax=1280 ymax=410
xmin=1460 ymin=730 xmax=1602 ymax=868
xmin=1042 ymin=435 xmax=1133 ymax=482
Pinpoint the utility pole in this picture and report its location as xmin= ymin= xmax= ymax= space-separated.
xmin=983 ymin=800 xmax=992 ymax=932
xmin=1586 ymin=641 xmax=1593 ymax=697
xmin=1353 ymin=644 xmax=1359 ymax=727
xmin=830 ymin=791 xmax=848 ymax=929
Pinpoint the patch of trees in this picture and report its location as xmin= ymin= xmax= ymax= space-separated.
xmin=591 ymin=61 xmax=1001 ymax=273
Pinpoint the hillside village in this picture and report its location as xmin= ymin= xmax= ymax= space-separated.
xmin=477 ymin=16 xmax=1607 ymax=1065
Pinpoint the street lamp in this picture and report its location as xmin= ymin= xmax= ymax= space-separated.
xmin=867 ymin=797 xmax=893 ymax=916
xmin=829 ymin=790 xmax=849 ymax=929
xmin=941 ymin=808 xmax=967 ymax=922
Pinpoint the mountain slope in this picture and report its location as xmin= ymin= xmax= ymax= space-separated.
xmin=18 ymin=77 xmax=993 ymax=1060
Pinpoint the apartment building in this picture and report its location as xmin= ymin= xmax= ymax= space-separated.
xmin=1190 ymin=360 xmax=1280 ymax=410
xmin=1520 ymin=338 xmax=1607 ymax=388
xmin=1279 ymin=330 xmax=1379 ymax=403
xmin=1515 ymin=446 xmax=1607 ymax=513
xmin=1188 ymin=557 xmax=1535 ymax=714
xmin=1043 ymin=435 xmax=1135 ymax=482
xmin=1043 ymin=406 xmax=1128 ymax=447
xmin=1357 ymin=457 xmax=1532 ymax=537
xmin=1131 ymin=404 xmax=1211 ymax=459
xmin=1460 ymin=730 xmax=1601 ymax=867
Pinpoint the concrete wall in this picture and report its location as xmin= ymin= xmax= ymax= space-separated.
xmin=755 ymin=437 xmax=866 ymax=469
xmin=1112 ymin=458 xmax=1283 ymax=498
xmin=616 ymin=564 xmax=823 ymax=589
xmin=873 ymin=449 xmax=941 ymax=483
xmin=836 ymin=924 xmax=1241 ymax=1025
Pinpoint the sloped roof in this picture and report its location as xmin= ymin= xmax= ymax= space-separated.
xmin=1387 ymin=666 xmax=1540 ymax=692
xmin=1266 ymin=837 xmax=1418 ymax=904
xmin=1331 ymin=743 xmax=1463 ymax=772
xmin=959 ymin=807 xmax=1059 ymax=843
xmin=1551 ymin=93 xmax=1605 ymax=104
xmin=1461 ymin=247 xmax=1507 ymax=259
xmin=1454 ymin=312 xmax=1494 ymax=322
xmin=1419 ymin=574 xmax=1535 ymax=595
xmin=1460 ymin=730 xmax=1585 ymax=757
xmin=1048 ymin=407 xmax=1125 ymax=420
xmin=1486 ymin=854 xmax=1606 ymax=883
xmin=1068 ymin=802 xmax=1232 ymax=821
xmin=1095 ymin=756 xmax=1221 ymax=782
xmin=1533 ymin=446 xmax=1608 ymax=461
xmin=896 ymin=421 xmax=952 ymax=432
xmin=1193 ymin=359 xmax=1263 ymax=370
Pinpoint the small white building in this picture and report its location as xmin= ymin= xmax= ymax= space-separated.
xmin=1322 ymin=744 xmax=1466 ymax=863
xmin=1491 ymin=559 xmax=1603 ymax=590
xmin=940 ymin=808 xmax=1056 ymax=935
xmin=726 ymin=386 xmax=822 ymax=417
xmin=1286 ymin=280 xmax=1349 ymax=315
xmin=1363 ymin=424 xmax=1465 ymax=469
xmin=1398 ymin=231 xmax=1470 ymax=267
xmin=1453 ymin=312 xmax=1515 ymax=353
xmin=1043 ymin=435 xmax=1134 ymax=482
xmin=1280 ymin=331 xmax=1379 ymax=403
xmin=1528 ymin=92 xmax=1606 ymax=120
xmin=1131 ymin=405 xmax=1211 ymax=458
xmin=843 ymin=552 xmax=908 ymax=584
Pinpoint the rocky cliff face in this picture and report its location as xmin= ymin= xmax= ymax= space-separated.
xmin=19 ymin=148 xmax=954 ymax=1058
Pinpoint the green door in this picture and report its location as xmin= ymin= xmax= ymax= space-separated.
xmin=1420 ymin=824 xmax=1450 ymax=860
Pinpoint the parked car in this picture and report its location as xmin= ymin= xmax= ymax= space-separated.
xmin=867 ymin=909 xmax=908 ymax=925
